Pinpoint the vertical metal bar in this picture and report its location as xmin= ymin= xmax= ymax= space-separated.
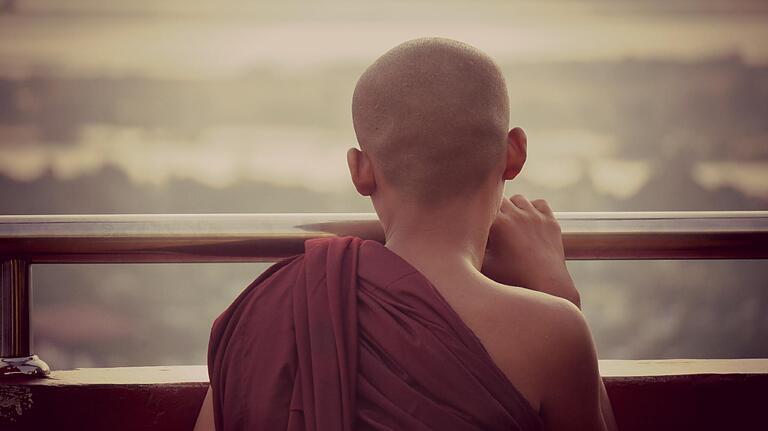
xmin=1 ymin=259 xmax=30 ymax=357
xmin=1 ymin=259 xmax=50 ymax=377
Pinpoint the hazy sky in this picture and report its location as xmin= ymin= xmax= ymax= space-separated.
xmin=1 ymin=0 xmax=767 ymax=199
xmin=2 ymin=0 xmax=768 ymax=78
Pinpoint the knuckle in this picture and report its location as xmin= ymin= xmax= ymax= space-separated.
xmin=549 ymin=218 xmax=562 ymax=231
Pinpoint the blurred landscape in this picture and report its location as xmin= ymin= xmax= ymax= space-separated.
xmin=0 ymin=0 xmax=766 ymax=368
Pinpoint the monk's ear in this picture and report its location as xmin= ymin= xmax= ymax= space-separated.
xmin=347 ymin=147 xmax=377 ymax=196
xmin=502 ymin=127 xmax=527 ymax=180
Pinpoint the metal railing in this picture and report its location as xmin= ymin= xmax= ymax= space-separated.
xmin=1 ymin=211 xmax=767 ymax=377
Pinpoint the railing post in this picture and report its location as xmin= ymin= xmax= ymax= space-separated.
xmin=1 ymin=259 xmax=50 ymax=377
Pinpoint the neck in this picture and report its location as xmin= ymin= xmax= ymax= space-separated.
xmin=381 ymin=199 xmax=494 ymax=277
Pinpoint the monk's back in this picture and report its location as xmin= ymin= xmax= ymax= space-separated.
xmin=197 ymin=37 xmax=616 ymax=431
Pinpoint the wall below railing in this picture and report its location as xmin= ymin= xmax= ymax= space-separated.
xmin=0 ymin=360 xmax=766 ymax=431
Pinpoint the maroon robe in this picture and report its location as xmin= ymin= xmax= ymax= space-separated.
xmin=208 ymin=236 xmax=542 ymax=430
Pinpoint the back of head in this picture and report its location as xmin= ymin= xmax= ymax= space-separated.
xmin=352 ymin=37 xmax=510 ymax=206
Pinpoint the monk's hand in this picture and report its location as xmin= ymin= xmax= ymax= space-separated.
xmin=481 ymin=194 xmax=581 ymax=308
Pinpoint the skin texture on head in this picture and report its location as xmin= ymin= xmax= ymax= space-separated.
xmin=350 ymin=37 xmax=523 ymax=209
xmin=348 ymin=37 xmax=527 ymax=272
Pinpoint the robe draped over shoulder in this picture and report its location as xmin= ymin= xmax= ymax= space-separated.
xmin=208 ymin=236 xmax=542 ymax=431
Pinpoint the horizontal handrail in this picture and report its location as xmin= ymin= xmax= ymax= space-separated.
xmin=1 ymin=211 xmax=767 ymax=262
xmin=1 ymin=211 xmax=767 ymax=378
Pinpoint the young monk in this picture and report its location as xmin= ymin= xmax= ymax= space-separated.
xmin=195 ymin=37 xmax=618 ymax=431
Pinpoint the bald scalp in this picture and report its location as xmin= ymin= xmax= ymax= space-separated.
xmin=352 ymin=37 xmax=510 ymax=205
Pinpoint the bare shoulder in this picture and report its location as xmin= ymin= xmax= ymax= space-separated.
xmin=490 ymin=284 xmax=594 ymax=375
xmin=457 ymin=282 xmax=594 ymax=413
xmin=486 ymin=285 xmax=607 ymax=430
xmin=489 ymin=282 xmax=588 ymax=344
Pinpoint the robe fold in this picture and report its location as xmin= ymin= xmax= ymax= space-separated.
xmin=208 ymin=236 xmax=542 ymax=431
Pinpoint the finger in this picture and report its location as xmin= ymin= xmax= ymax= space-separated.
xmin=510 ymin=194 xmax=535 ymax=213
xmin=531 ymin=199 xmax=554 ymax=217
xmin=498 ymin=196 xmax=517 ymax=214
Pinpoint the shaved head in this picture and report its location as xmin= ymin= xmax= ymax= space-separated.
xmin=352 ymin=37 xmax=510 ymax=205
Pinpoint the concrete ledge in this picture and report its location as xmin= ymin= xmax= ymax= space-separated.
xmin=1 ymin=360 xmax=766 ymax=430
xmin=14 ymin=365 xmax=209 ymax=386
xmin=599 ymin=358 xmax=768 ymax=377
